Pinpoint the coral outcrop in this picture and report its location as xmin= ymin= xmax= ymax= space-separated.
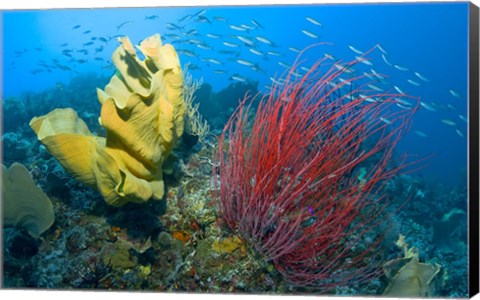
xmin=2 ymin=162 xmax=55 ymax=237
xmin=29 ymin=34 xmax=185 ymax=206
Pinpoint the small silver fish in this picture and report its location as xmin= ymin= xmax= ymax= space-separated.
xmin=289 ymin=47 xmax=301 ymax=53
xmin=396 ymin=103 xmax=412 ymax=110
xmin=206 ymin=33 xmax=221 ymax=39
xmin=301 ymin=29 xmax=319 ymax=39
xmin=407 ymin=79 xmax=421 ymax=86
xmin=251 ymin=19 xmax=264 ymax=29
xmin=145 ymin=15 xmax=159 ymax=20
xmin=236 ymin=36 xmax=254 ymax=46
xmin=178 ymin=14 xmax=193 ymax=22
xmin=178 ymin=50 xmax=197 ymax=57
xmin=278 ymin=61 xmax=291 ymax=68
xmin=267 ymin=51 xmax=282 ymax=56
xmin=196 ymin=16 xmax=211 ymax=23
xmin=348 ymin=45 xmax=364 ymax=55
xmin=367 ymin=84 xmax=383 ymax=92
xmin=441 ymin=119 xmax=456 ymax=126
xmin=359 ymin=94 xmax=376 ymax=103
xmin=334 ymin=63 xmax=353 ymax=73
xmin=327 ymin=81 xmax=337 ymax=88
xmin=381 ymin=54 xmax=393 ymax=66
xmin=420 ymin=102 xmax=437 ymax=112
xmin=184 ymin=29 xmax=198 ymax=36
xmin=458 ymin=114 xmax=468 ymax=123
xmin=188 ymin=39 xmax=204 ymax=45
xmin=306 ymin=17 xmax=322 ymax=26
xmin=370 ymin=69 xmax=385 ymax=80
xmin=207 ymin=58 xmax=222 ymax=65
xmin=394 ymin=64 xmax=409 ymax=71
xmin=414 ymin=130 xmax=428 ymax=137
xmin=213 ymin=16 xmax=227 ymax=22
xmin=196 ymin=44 xmax=212 ymax=50
xmin=394 ymin=86 xmax=405 ymax=94
xmin=364 ymin=96 xmax=377 ymax=103
xmin=447 ymin=104 xmax=457 ymax=111
xmin=230 ymin=75 xmax=247 ymax=82
xmin=449 ymin=89 xmax=462 ymax=98
xmin=456 ymin=129 xmax=465 ymax=138
xmin=379 ymin=117 xmax=392 ymax=124
xmin=376 ymin=44 xmax=388 ymax=54
xmin=250 ymin=65 xmax=265 ymax=73
xmin=256 ymin=36 xmax=274 ymax=45
xmin=270 ymin=77 xmax=284 ymax=85
xmin=395 ymin=98 xmax=413 ymax=107
xmin=414 ymin=72 xmax=430 ymax=82
xmin=292 ymin=71 xmax=302 ymax=78
xmin=249 ymin=48 xmax=264 ymax=56
xmin=241 ymin=24 xmax=255 ymax=30
xmin=223 ymin=42 xmax=239 ymax=48
xmin=300 ymin=66 xmax=311 ymax=73
xmin=356 ymin=56 xmax=373 ymax=66
xmin=324 ymin=53 xmax=336 ymax=60
xmin=230 ymin=25 xmax=247 ymax=31
xmin=194 ymin=9 xmax=207 ymax=16
xmin=166 ymin=22 xmax=184 ymax=31
xmin=236 ymin=59 xmax=255 ymax=67
xmin=363 ymin=72 xmax=375 ymax=80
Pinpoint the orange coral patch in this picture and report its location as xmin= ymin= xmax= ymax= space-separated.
xmin=111 ymin=226 xmax=122 ymax=232
xmin=172 ymin=231 xmax=191 ymax=244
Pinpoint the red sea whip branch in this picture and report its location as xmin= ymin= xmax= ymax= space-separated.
xmin=213 ymin=54 xmax=419 ymax=289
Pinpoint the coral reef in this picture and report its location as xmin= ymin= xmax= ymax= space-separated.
xmin=29 ymin=34 xmax=185 ymax=206
xmin=1 ymin=29 xmax=469 ymax=297
xmin=1 ymin=132 xmax=32 ymax=162
xmin=433 ymin=208 xmax=466 ymax=252
xmin=195 ymin=81 xmax=259 ymax=130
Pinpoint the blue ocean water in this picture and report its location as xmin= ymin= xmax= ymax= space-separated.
xmin=2 ymin=2 xmax=468 ymax=186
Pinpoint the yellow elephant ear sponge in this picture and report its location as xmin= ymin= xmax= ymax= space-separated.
xmin=29 ymin=34 xmax=185 ymax=207
xmin=2 ymin=163 xmax=55 ymax=237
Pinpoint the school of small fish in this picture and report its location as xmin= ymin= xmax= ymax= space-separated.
xmin=8 ymin=7 xmax=467 ymax=141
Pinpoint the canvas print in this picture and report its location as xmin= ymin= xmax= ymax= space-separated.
xmin=1 ymin=2 xmax=477 ymax=298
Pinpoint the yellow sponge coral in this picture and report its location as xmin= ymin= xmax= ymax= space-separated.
xmin=29 ymin=34 xmax=185 ymax=207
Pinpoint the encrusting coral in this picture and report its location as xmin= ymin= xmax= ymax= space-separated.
xmin=2 ymin=162 xmax=55 ymax=237
xmin=30 ymin=34 xmax=185 ymax=207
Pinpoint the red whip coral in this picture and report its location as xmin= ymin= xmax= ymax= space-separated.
xmin=213 ymin=55 xmax=419 ymax=289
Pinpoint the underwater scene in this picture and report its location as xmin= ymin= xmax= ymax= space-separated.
xmin=0 ymin=2 xmax=471 ymax=297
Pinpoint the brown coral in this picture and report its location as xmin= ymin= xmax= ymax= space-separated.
xmin=2 ymin=162 xmax=55 ymax=237
xmin=383 ymin=234 xmax=441 ymax=297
